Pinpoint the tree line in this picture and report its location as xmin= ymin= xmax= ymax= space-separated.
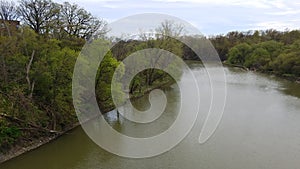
xmin=0 ymin=0 xmax=108 ymax=39
xmin=210 ymin=29 xmax=300 ymax=79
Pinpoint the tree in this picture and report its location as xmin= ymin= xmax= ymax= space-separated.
xmin=60 ymin=2 xmax=108 ymax=39
xmin=227 ymin=43 xmax=252 ymax=65
xmin=17 ymin=0 xmax=59 ymax=34
xmin=139 ymin=20 xmax=184 ymax=86
xmin=210 ymin=35 xmax=231 ymax=61
xmin=32 ymin=42 xmax=78 ymax=130
xmin=244 ymin=47 xmax=270 ymax=69
xmin=0 ymin=1 xmax=114 ymax=152
xmin=96 ymin=50 xmax=124 ymax=112
xmin=271 ymin=52 xmax=300 ymax=76
xmin=271 ymin=40 xmax=300 ymax=76
xmin=281 ymin=30 xmax=300 ymax=45
xmin=155 ymin=20 xmax=185 ymax=38
xmin=258 ymin=40 xmax=283 ymax=61
xmin=0 ymin=0 xmax=18 ymax=20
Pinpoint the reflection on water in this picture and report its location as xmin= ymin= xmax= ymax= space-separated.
xmin=104 ymin=85 xmax=180 ymax=138
xmin=1 ymin=62 xmax=300 ymax=169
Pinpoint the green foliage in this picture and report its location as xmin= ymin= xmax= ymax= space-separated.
xmin=96 ymin=51 xmax=125 ymax=112
xmin=254 ymin=41 xmax=283 ymax=63
xmin=212 ymin=29 xmax=300 ymax=78
xmin=244 ymin=47 xmax=270 ymax=69
xmin=227 ymin=43 xmax=252 ymax=65
xmin=0 ymin=24 xmax=81 ymax=149
xmin=0 ymin=0 xmax=112 ymax=153
xmin=271 ymin=47 xmax=300 ymax=76
xmin=0 ymin=120 xmax=21 ymax=151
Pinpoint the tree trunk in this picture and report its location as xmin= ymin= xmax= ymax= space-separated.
xmin=0 ymin=54 xmax=7 ymax=84
xmin=26 ymin=50 xmax=35 ymax=98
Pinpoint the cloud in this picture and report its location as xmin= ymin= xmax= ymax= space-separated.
xmin=152 ymin=0 xmax=282 ymax=9
xmin=12 ymin=0 xmax=300 ymax=34
xmin=267 ymin=9 xmax=300 ymax=16
xmin=267 ymin=0 xmax=290 ymax=9
xmin=248 ymin=20 xmax=300 ymax=31
xmin=56 ymin=0 xmax=123 ymax=2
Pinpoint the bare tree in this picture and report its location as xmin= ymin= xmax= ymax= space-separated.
xmin=0 ymin=0 xmax=19 ymax=36
xmin=17 ymin=0 xmax=59 ymax=34
xmin=0 ymin=0 xmax=18 ymax=20
xmin=155 ymin=20 xmax=185 ymax=38
xmin=133 ymin=21 xmax=185 ymax=86
xmin=60 ymin=2 xmax=108 ymax=39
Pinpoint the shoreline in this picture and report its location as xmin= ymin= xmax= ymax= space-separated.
xmin=223 ymin=62 xmax=300 ymax=82
xmin=0 ymin=80 xmax=174 ymax=164
xmin=222 ymin=62 xmax=249 ymax=71
xmin=1 ymin=62 xmax=298 ymax=164
xmin=0 ymin=121 xmax=81 ymax=164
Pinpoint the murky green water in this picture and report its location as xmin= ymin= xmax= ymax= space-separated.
xmin=1 ymin=62 xmax=300 ymax=169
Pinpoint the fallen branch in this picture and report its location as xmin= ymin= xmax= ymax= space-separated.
xmin=0 ymin=113 xmax=61 ymax=134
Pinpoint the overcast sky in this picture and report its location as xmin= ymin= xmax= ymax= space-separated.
xmin=24 ymin=0 xmax=300 ymax=36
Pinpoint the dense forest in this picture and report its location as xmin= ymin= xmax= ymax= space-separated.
xmin=0 ymin=0 xmax=101 ymax=153
xmin=210 ymin=30 xmax=300 ymax=79
xmin=0 ymin=0 xmax=299 ymax=157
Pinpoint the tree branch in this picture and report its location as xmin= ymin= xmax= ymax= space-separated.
xmin=26 ymin=50 xmax=35 ymax=98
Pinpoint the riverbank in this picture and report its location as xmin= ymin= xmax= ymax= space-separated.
xmin=0 ymin=134 xmax=58 ymax=163
xmin=0 ymin=79 xmax=175 ymax=164
xmin=0 ymin=120 xmax=81 ymax=163
xmin=223 ymin=62 xmax=249 ymax=71
xmin=2 ymin=62 xmax=300 ymax=169
xmin=223 ymin=62 xmax=300 ymax=83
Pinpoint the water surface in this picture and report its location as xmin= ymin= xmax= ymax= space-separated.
xmin=1 ymin=63 xmax=300 ymax=169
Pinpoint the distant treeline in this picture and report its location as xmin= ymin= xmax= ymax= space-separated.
xmin=210 ymin=30 xmax=300 ymax=78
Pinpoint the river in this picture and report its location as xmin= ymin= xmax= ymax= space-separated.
xmin=1 ymin=62 xmax=300 ymax=169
